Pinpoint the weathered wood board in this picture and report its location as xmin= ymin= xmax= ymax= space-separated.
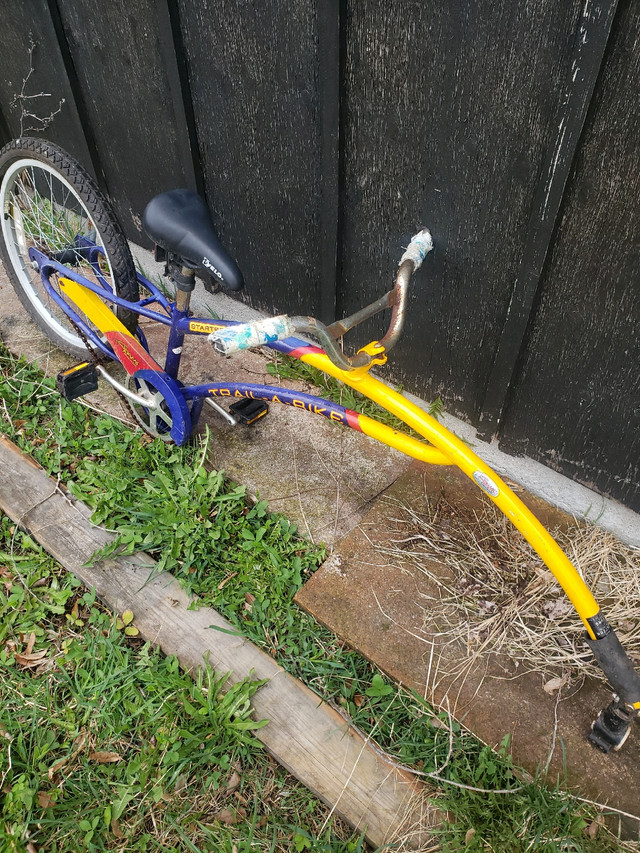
xmin=0 ymin=435 xmax=437 ymax=849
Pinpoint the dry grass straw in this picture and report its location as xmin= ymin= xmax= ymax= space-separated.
xmin=379 ymin=490 xmax=640 ymax=685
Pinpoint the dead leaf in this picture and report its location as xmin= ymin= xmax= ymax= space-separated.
xmin=429 ymin=716 xmax=450 ymax=730
xmin=587 ymin=816 xmax=605 ymax=838
xmin=543 ymin=674 xmax=569 ymax=695
xmin=37 ymin=790 xmax=56 ymax=808
xmin=73 ymin=732 xmax=87 ymax=753
xmin=533 ymin=565 xmax=553 ymax=581
xmin=216 ymin=808 xmax=237 ymax=826
xmin=25 ymin=632 xmax=36 ymax=655
xmin=226 ymin=771 xmax=241 ymax=792
xmin=174 ymin=774 xmax=189 ymax=793
xmin=111 ymin=818 xmax=124 ymax=838
xmin=465 ymin=827 xmax=476 ymax=845
xmin=48 ymin=755 xmax=70 ymax=780
xmin=15 ymin=649 xmax=48 ymax=668
xmin=89 ymin=751 xmax=122 ymax=764
xmin=542 ymin=598 xmax=572 ymax=620
xmin=218 ymin=572 xmax=238 ymax=590
xmin=47 ymin=731 xmax=88 ymax=780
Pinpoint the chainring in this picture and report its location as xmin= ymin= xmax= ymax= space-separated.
xmin=125 ymin=370 xmax=192 ymax=445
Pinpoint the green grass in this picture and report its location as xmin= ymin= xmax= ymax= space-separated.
xmin=19 ymin=193 xmax=85 ymax=249
xmin=0 ymin=340 xmax=633 ymax=852
xmin=0 ymin=515 xmax=365 ymax=853
xmin=265 ymin=353 xmax=443 ymax=438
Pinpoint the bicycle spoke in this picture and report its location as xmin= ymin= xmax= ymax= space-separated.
xmin=1 ymin=141 xmax=138 ymax=356
xmin=4 ymin=164 xmax=119 ymax=345
xmin=28 ymin=166 xmax=43 ymax=241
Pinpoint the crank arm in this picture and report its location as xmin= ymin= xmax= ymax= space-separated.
xmin=95 ymin=364 xmax=157 ymax=408
xmin=204 ymin=396 xmax=238 ymax=426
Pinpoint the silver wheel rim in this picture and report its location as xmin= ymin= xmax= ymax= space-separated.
xmin=0 ymin=157 xmax=118 ymax=350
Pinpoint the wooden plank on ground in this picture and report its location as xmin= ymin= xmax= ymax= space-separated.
xmin=0 ymin=435 xmax=436 ymax=850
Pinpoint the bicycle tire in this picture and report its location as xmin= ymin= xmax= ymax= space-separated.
xmin=0 ymin=137 xmax=139 ymax=357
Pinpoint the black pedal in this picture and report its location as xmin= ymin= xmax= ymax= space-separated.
xmin=56 ymin=361 xmax=99 ymax=401
xmin=589 ymin=698 xmax=637 ymax=752
xmin=229 ymin=398 xmax=269 ymax=425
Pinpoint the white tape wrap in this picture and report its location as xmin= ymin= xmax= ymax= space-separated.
xmin=399 ymin=229 xmax=434 ymax=269
xmin=209 ymin=315 xmax=295 ymax=355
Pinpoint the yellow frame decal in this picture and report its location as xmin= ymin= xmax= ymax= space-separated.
xmin=58 ymin=277 xmax=132 ymax=336
xmin=189 ymin=320 xmax=225 ymax=334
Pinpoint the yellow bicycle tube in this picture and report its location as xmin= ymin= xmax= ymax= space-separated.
xmin=298 ymin=346 xmax=602 ymax=638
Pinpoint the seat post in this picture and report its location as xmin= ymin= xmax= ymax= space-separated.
xmin=165 ymin=263 xmax=195 ymax=379
xmin=173 ymin=263 xmax=196 ymax=313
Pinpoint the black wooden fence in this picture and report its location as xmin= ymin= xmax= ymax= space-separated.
xmin=0 ymin=0 xmax=638 ymax=512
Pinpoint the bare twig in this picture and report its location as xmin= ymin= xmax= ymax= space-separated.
xmin=10 ymin=37 xmax=65 ymax=135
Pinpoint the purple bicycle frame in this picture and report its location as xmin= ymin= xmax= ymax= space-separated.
xmin=32 ymin=246 xmax=367 ymax=444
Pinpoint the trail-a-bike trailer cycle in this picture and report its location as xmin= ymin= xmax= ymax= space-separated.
xmin=1 ymin=137 xmax=638 ymax=753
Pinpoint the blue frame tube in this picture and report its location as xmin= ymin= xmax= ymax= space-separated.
xmin=32 ymin=250 xmax=175 ymax=325
xmin=183 ymin=381 xmax=360 ymax=430
xmin=164 ymin=307 xmax=190 ymax=379
xmin=33 ymin=250 xmax=241 ymax=335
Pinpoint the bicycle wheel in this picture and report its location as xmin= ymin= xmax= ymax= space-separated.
xmin=0 ymin=137 xmax=139 ymax=357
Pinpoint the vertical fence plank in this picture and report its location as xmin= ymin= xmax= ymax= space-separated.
xmin=155 ymin=0 xmax=205 ymax=196
xmin=46 ymin=0 xmax=110 ymax=189
xmin=0 ymin=0 xmax=93 ymax=169
xmin=316 ymin=0 xmax=341 ymax=323
xmin=53 ymin=0 xmax=196 ymax=245
xmin=337 ymin=0 xmax=584 ymax=423
xmin=477 ymin=0 xmax=620 ymax=440
xmin=175 ymin=0 xmax=325 ymax=317
xmin=497 ymin=0 xmax=640 ymax=512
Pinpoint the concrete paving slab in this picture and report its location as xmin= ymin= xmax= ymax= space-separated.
xmin=141 ymin=319 xmax=409 ymax=545
xmin=295 ymin=462 xmax=640 ymax=836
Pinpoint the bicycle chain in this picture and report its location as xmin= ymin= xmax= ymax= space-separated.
xmin=66 ymin=308 xmax=140 ymax=425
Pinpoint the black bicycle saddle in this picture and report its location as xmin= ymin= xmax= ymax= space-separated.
xmin=142 ymin=188 xmax=244 ymax=291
